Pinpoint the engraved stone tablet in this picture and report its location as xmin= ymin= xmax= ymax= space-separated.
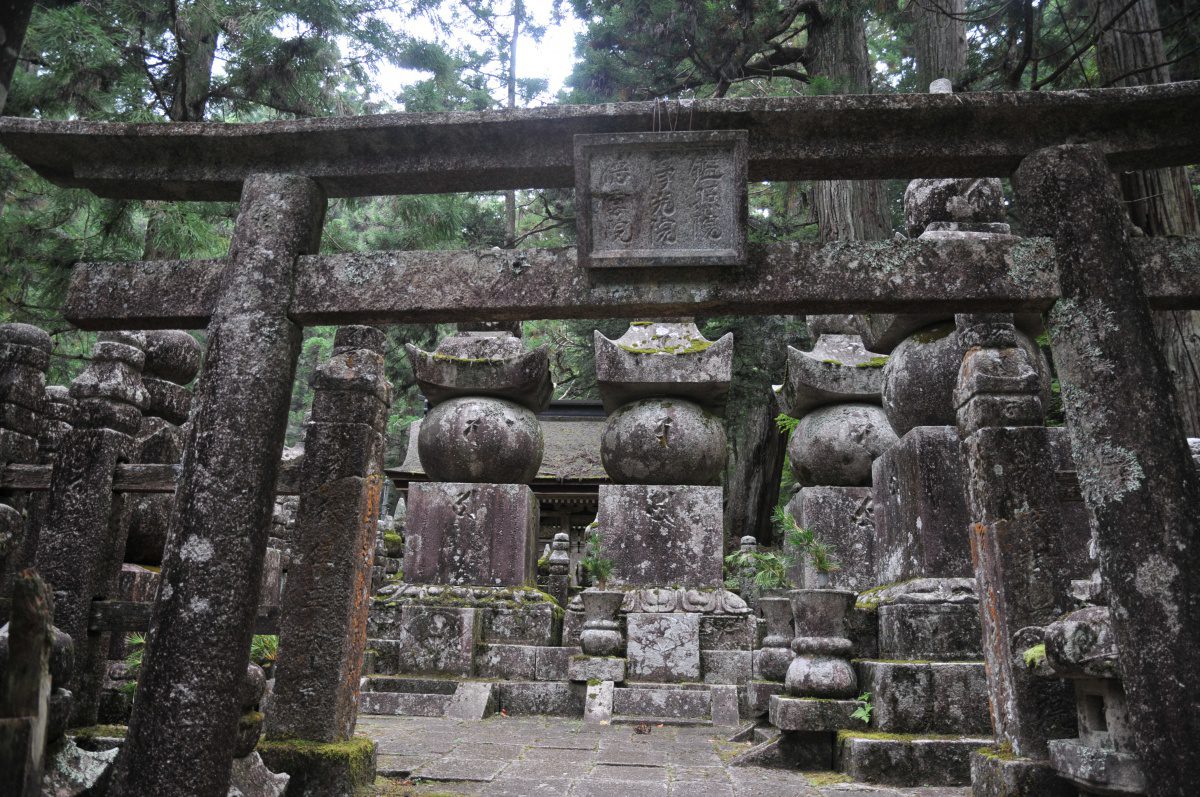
xmin=574 ymin=130 xmax=748 ymax=268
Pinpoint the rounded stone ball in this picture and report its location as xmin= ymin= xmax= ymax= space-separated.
xmin=882 ymin=322 xmax=1051 ymax=437
xmin=600 ymin=398 xmax=726 ymax=485
xmin=143 ymin=330 xmax=202 ymax=385
xmin=0 ymin=322 xmax=52 ymax=353
xmin=418 ymin=396 xmax=543 ymax=483
xmin=784 ymin=653 xmax=858 ymax=698
xmin=881 ymin=323 xmax=965 ymax=436
xmin=787 ymin=403 xmax=897 ymax=487
xmin=239 ymin=662 xmax=267 ymax=710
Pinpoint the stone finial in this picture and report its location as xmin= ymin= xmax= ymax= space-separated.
xmin=953 ymin=315 xmax=1045 ymax=434
xmin=903 ymin=178 xmax=1007 ymax=238
xmin=930 ymin=78 xmax=953 ymax=94
xmin=777 ymin=336 xmax=887 ymax=419
xmin=311 ymin=325 xmax=392 ymax=432
xmin=548 ymin=532 xmax=571 ymax=576
xmin=0 ymin=322 xmax=52 ymax=450
xmin=69 ymin=331 xmax=149 ymax=435
xmin=409 ymin=328 xmax=547 ymax=483
xmin=594 ymin=321 xmax=733 ymax=413
xmin=140 ymin=330 xmax=200 ymax=425
xmin=739 ymin=535 xmax=757 ymax=552
xmin=406 ymin=330 xmax=552 ymax=412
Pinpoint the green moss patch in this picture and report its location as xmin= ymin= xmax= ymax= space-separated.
xmin=70 ymin=724 xmax=128 ymax=742
xmin=801 ymin=771 xmax=852 ymax=786
xmin=976 ymin=742 xmax=1019 ymax=761
xmin=259 ymin=735 xmax=376 ymax=789
xmin=837 ymin=730 xmax=964 ymax=744
xmin=856 ymin=356 xmax=889 ymax=368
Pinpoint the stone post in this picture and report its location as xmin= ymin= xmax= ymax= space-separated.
xmin=36 ymin=332 xmax=148 ymax=726
xmin=954 ymin=314 xmax=1078 ymax=796
xmin=267 ymin=325 xmax=392 ymax=743
xmin=546 ymin=531 xmax=571 ymax=608
xmin=111 ymin=174 xmax=326 ymax=797
xmin=1013 ymin=143 xmax=1200 ymax=797
xmin=0 ymin=570 xmax=53 ymax=797
xmin=0 ymin=323 xmax=51 ymax=612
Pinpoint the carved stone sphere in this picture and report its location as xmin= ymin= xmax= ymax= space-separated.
xmin=418 ymin=396 xmax=543 ymax=483
xmin=788 ymin=403 xmax=897 ymax=486
xmin=143 ymin=329 xmax=202 ymax=384
xmin=882 ymin=322 xmax=1050 ymax=437
xmin=600 ymin=398 xmax=726 ymax=485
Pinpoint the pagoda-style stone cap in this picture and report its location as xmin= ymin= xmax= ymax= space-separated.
xmin=406 ymin=331 xmax=552 ymax=412
xmin=857 ymin=313 xmax=1044 ymax=354
xmin=594 ymin=321 xmax=733 ymax=413
xmin=904 ymin=177 xmax=1007 ymax=238
xmin=0 ymin=322 xmax=52 ymax=353
xmin=777 ymin=334 xmax=887 ymax=418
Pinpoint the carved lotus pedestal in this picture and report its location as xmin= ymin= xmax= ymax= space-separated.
xmin=769 ymin=589 xmax=861 ymax=769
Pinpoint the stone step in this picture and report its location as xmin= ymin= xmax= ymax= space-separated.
xmin=838 ymin=732 xmax=993 ymax=787
xmin=358 ymin=690 xmax=453 ymax=717
xmin=612 ymin=686 xmax=712 ymax=721
xmin=877 ymin=603 xmax=982 ymax=661
xmin=855 ymin=659 xmax=991 ymax=735
xmin=611 ymin=715 xmax=713 ymax=727
xmin=361 ymin=675 xmax=459 ymax=694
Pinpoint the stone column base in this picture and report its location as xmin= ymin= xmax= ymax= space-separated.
xmin=257 ymin=736 xmax=377 ymax=797
xmin=970 ymin=747 xmax=1075 ymax=797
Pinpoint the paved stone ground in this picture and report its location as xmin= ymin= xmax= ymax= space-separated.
xmin=361 ymin=715 xmax=972 ymax=797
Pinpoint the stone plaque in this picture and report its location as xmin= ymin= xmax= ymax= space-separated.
xmin=574 ymin=130 xmax=748 ymax=268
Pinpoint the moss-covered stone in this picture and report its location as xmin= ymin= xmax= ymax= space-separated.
xmin=258 ymin=735 xmax=377 ymax=797
xmin=801 ymin=771 xmax=853 ymax=786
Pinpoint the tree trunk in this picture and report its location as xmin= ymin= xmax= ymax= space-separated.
xmin=504 ymin=0 xmax=522 ymax=248
xmin=807 ymin=4 xmax=892 ymax=241
xmin=0 ymin=1 xmax=36 ymax=114
xmin=715 ymin=315 xmax=794 ymax=547
xmin=1094 ymin=0 xmax=1200 ymax=436
xmin=909 ymin=0 xmax=967 ymax=89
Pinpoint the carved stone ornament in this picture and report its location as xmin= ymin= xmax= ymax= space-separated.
xmin=574 ymin=130 xmax=748 ymax=268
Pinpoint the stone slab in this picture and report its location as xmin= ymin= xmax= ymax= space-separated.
xmin=575 ymin=130 xmax=747 ymax=268
xmin=358 ymin=691 xmax=452 ymax=717
xmin=877 ymin=603 xmax=982 ymax=661
xmin=970 ymin=749 xmax=1076 ymax=797
xmin=786 ymin=486 xmax=876 ymax=591
xmin=482 ymin=604 xmax=559 ymax=646
xmin=612 ymin=687 xmax=711 ymax=720
xmin=856 ymin=661 xmax=990 ymax=735
xmin=535 ymin=646 xmax=581 ymax=681
xmin=404 ymin=482 xmax=538 ymax=587
xmin=568 ymin=656 xmax=627 ymax=683
xmin=710 ymin=685 xmax=741 ymax=727
xmin=746 ymin=681 xmax=786 ymax=714
xmin=597 ymin=484 xmax=723 ymax=587
xmin=701 ymin=650 xmax=752 ymax=685
xmin=380 ymin=606 xmax=481 ymax=677
xmin=477 ymin=644 xmax=538 ymax=680
xmin=700 ymin=615 xmax=755 ymax=651
xmin=627 ymin=613 xmax=702 ymax=683
xmin=838 ymin=734 xmax=992 ymax=787
xmin=872 ymin=426 xmax=971 ymax=583
xmin=769 ymin=696 xmax=859 ymax=732
xmin=584 ymin=681 xmax=614 ymax=724
xmin=445 ymin=682 xmax=497 ymax=720
xmin=497 ymin=682 xmax=585 ymax=716
xmin=1047 ymin=738 xmax=1147 ymax=796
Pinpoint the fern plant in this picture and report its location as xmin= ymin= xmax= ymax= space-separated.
xmin=851 ymin=692 xmax=873 ymax=724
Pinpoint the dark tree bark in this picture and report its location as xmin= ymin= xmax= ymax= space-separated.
xmin=807 ymin=3 xmax=892 ymax=241
xmin=1094 ymin=0 xmax=1200 ymax=436
xmin=910 ymin=0 xmax=967 ymax=89
xmin=0 ymin=1 xmax=37 ymax=114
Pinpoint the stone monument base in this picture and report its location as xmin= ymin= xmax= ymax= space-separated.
xmin=596 ymin=484 xmax=723 ymax=587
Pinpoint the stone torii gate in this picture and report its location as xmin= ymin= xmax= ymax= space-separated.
xmin=2 ymin=82 xmax=1200 ymax=796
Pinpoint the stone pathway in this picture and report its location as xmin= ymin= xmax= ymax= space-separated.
xmin=361 ymin=715 xmax=972 ymax=797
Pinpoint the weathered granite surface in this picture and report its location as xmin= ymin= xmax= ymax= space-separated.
xmin=596 ymin=484 xmax=723 ymax=587
xmin=7 ymin=81 xmax=1199 ymax=200
xmin=403 ymin=482 xmax=538 ymax=587
xmin=626 ymin=613 xmax=702 ymax=682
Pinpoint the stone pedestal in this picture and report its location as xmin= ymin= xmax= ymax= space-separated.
xmin=872 ymin=425 xmax=971 ymax=584
xmin=596 ymin=484 xmax=723 ymax=587
xmin=785 ymin=486 xmax=875 ymax=590
xmin=404 ymin=482 xmax=538 ymax=587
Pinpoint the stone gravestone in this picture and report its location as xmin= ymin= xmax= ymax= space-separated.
xmin=574 ymin=131 xmax=748 ymax=268
xmin=591 ymin=321 xmax=753 ymax=687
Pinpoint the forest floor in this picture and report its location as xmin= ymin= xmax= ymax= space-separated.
xmin=361 ymin=715 xmax=972 ymax=797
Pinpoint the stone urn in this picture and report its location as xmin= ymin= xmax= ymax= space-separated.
xmin=580 ymin=589 xmax=625 ymax=657
xmin=784 ymin=589 xmax=857 ymax=698
xmin=756 ymin=596 xmax=794 ymax=682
